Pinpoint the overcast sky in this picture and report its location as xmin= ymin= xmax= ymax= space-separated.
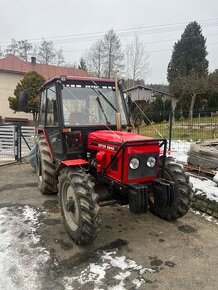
xmin=0 ymin=0 xmax=217 ymax=83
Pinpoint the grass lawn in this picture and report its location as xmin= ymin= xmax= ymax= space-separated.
xmin=134 ymin=114 xmax=218 ymax=141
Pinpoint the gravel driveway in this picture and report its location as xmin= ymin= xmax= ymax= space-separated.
xmin=0 ymin=163 xmax=217 ymax=290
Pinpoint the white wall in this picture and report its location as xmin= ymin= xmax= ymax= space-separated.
xmin=0 ymin=71 xmax=32 ymax=120
xmin=128 ymin=88 xmax=153 ymax=102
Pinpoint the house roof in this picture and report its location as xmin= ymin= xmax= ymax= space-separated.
xmin=126 ymin=84 xmax=173 ymax=98
xmin=0 ymin=55 xmax=89 ymax=79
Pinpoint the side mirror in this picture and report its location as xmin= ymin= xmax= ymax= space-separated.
xmin=18 ymin=91 xmax=28 ymax=112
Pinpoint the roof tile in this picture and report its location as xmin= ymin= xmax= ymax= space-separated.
xmin=0 ymin=55 xmax=89 ymax=79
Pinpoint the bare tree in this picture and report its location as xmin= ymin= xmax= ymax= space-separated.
xmin=18 ymin=40 xmax=33 ymax=61
xmin=0 ymin=47 xmax=3 ymax=58
xmin=56 ymin=48 xmax=65 ymax=65
xmin=101 ymin=29 xmax=124 ymax=78
xmin=65 ymin=62 xmax=77 ymax=68
xmin=5 ymin=39 xmax=19 ymax=56
xmin=78 ymin=57 xmax=87 ymax=71
xmin=125 ymin=36 xmax=149 ymax=86
xmin=37 ymin=39 xmax=56 ymax=64
xmin=86 ymin=40 xmax=104 ymax=77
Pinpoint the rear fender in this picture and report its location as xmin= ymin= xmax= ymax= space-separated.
xmin=55 ymin=159 xmax=89 ymax=177
xmin=37 ymin=128 xmax=53 ymax=159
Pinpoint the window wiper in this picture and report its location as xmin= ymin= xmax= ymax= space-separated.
xmin=91 ymin=82 xmax=117 ymax=112
xmin=96 ymin=96 xmax=110 ymax=124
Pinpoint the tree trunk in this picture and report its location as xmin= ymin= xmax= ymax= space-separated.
xmin=171 ymin=98 xmax=178 ymax=124
xmin=32 ymin=112 xmax=37 ymax=127
xmin=189 ymin=93 xmax=196 ymax=123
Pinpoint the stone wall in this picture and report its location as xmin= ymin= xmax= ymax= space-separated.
xmin=192 ymin=193 xmax=218 ymax=219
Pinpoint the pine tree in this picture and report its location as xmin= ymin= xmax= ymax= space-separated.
xmin=87 ymin=40 xmax=104 ymax=77
xmin=167 ymin=21 xmax=208 ymax=120
xmin=78 ymin=57 xmax=87 ymax=71
xmin=8 ymin=71 xmax=45 ymax=123
xmin=101 ymin=29 xmax=124 ymax=78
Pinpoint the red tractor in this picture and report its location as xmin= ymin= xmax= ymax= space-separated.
xmin=20 ymin=76 xmax=193 ymax=245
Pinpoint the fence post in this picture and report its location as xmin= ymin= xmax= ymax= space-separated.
xmin=15 ymin=123 xmax=22 ymax=162
xmin=14 ymin=125 xmax=18 ymax=162
xmin=168 ymin=112 xmax=173 ymax=151
xmin=18 ymin=123 xmax=22 ymax=161
xmin=210 ymin=112 xmax=213 ymax=139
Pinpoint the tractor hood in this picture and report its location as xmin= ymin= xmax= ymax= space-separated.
xmin=88 ymin=130 xmax=153 ymax=145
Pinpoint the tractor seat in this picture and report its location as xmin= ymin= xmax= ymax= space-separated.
xmin=68 ymin=112 xmax=89 ymax=125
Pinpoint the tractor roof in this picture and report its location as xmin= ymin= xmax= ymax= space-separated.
xmin=40 ymin=75 xmax=115 ymax=90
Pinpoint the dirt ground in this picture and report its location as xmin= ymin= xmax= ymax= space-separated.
xmin=0 ymin=163 xmax=217 ymax=290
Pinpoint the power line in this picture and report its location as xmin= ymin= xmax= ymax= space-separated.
xmin=0 ymin=18 xmax=218 ymax=47
xmin=37 ymin=20 xmax=218 ymax=46
xmin=62 ymin=34 xmax=218 ymax=54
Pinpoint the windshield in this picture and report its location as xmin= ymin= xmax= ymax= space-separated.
xmin=62 ymin=86 xmax=127 ymax=126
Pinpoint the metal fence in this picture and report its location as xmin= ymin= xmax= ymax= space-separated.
xmin=0 ymin=124 xmax=16 ymax=166
xmin=21 ymin=126 xmax=35 ymax=155
xmin=0 ymin=124 xmax=35 ymax=166
xmin=0 ymin=111 xmax=217 ymax=166
xmin=134 ymin=111 xmax=218 ymax=142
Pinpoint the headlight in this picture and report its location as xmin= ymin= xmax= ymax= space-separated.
xmin=147 ymin=156 xmax=156 ymax=168
xmin=129 ymin=158 xmax=140 ymax=169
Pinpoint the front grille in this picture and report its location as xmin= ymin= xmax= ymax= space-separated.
xmin=128 ymin=153 xmax=159 ymax=180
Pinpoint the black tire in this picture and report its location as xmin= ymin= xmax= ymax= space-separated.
xmin=149 ymin=156 xmax=193 ymax=221
xmin=58 ymin=167 xmax=101 ymax=245
xmin=36 ymin=135 xmax=57 ymax=195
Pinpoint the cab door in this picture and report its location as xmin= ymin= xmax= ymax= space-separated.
xmin=44 ymin=85 xmax=63 ymax=159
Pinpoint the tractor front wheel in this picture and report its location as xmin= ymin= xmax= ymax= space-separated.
xmin=58 ymin=167 xmax=101 ymax=245
xmin=149 ymin=156 xmax=193 ymax=221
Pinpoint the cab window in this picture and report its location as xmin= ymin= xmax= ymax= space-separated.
xmin=38 ymin=91 xmax=46 ymax=126
xmin=46 ymin=86 xmax=58 ymax=126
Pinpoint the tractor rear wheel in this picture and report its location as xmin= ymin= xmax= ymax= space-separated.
xmin=149 ymin=156 xmax=193 ymax=221
xmin=36 ymin=135 xmax=57 ymax=195
xmin=58 ymin=167 xmax=101 ymax=245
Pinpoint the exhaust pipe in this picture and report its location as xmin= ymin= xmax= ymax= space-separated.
xmin=115 ymin=113 xmax=122 ymax=131
xmin=115 ymin=77 xmax=122 ymax=131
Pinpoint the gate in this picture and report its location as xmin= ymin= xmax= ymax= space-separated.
xmin=0 ymin=124 xmax=35 ymax=166
xmin=21 ymin=126 xmax=35 ymax=156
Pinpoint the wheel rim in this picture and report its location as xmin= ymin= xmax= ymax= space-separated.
xmin=62 ymin=181 xmax=79 ymax=231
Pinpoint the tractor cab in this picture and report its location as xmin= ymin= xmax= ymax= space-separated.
xmin=37 ymin=76 xmax=129 ymax=161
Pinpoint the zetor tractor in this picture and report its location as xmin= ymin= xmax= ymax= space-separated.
xmin=21 ymin=76 xmax=193 ymax=245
